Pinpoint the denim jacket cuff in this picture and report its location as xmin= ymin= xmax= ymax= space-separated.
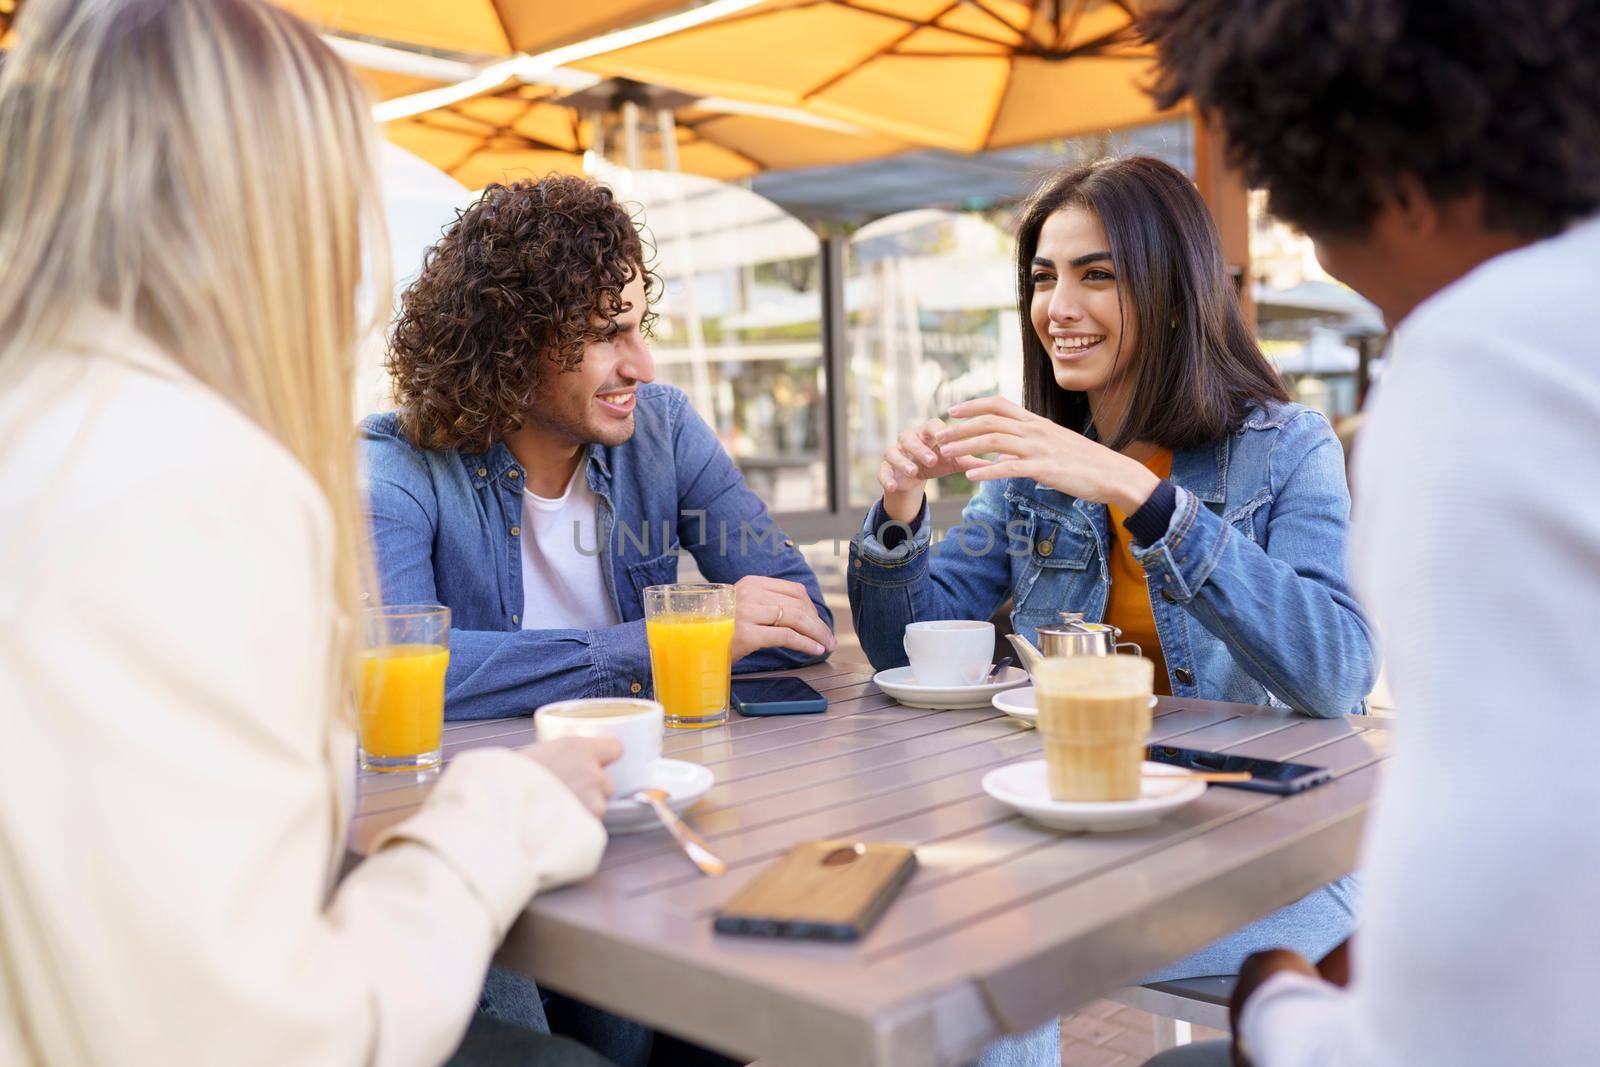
xmin=857 ymin=499 xmax=931 ymax=561
xmin=850 ymin=500 xmax=932 ymax=587
xmin=1129 ymin=488 xmax=1228 ymax=603
xmin=586 ymin=618 xmax=653 ymax=698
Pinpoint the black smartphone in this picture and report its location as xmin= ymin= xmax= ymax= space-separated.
xmin=731 ymin=677 xmax=827 ymax=717
xmin=713 ymin=840 xmax=917 ymax=940
xmin=1145 ymin=744 xmax=1333 ymax=795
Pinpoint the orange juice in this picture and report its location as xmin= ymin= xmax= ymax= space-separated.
xmin=646 ymin=614 xmax=735 ymax=728
xmin=358 ymin=643 xmax=448 ymax=759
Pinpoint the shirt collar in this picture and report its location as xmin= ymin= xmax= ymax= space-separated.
xmin=461 ymin=439 xmax=612 ymax=489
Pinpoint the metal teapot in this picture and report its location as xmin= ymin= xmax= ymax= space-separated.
xmin=1005 ymin=612 xmax=1142 ymax=676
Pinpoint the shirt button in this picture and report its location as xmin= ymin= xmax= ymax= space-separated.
xmin=508 ymin=470 xmax=520 ymax=480
xmin=629 ymin=682 xmax=643 ymax=694
xmin=1175 ymin=667 xmax=1195 ymax=686
xmin=1037 ymin=540 xmax=1053 ymax=557
xmin=510 ymin=525 xmax=522 ymax=537
xmin=1161 ymin=589 xmax=1178 ymax=604
xmin=511 ymin=614 xmax=520 ymax=624
xmin=476 ymin=467 xmax=488 ymax=477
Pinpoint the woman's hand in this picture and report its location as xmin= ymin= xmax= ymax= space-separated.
xmin=521 ymin=736 xmax=623 ymax=817
xmin=731 ymin=575 xmax=835 ymax=662
xmin=936 ymin=396 xmax=1161 ymax=513
xmin=877 ymin=417 xmax=985 ymax=523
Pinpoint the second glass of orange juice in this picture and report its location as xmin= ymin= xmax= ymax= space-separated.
xmin=644 ymin=583 xmax=736 ymax=729
xmin=358 ymin=603 xmax=450 ymax=772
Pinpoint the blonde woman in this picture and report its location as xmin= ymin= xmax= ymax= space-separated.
xmin=0 ymin=2 xmax=622 ymax=1065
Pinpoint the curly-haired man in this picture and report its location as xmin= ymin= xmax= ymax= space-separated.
xmin=363 ymin=176 xmax=834 ymax=722
xmin=1138 ymin=2 xmax=1600 ymax=1066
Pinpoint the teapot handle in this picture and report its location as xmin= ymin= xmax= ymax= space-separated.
xmin=1115 ymin=641 xmax=1142 ymax=657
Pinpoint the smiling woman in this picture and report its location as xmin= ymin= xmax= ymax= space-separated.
xmin=847 ymin=156 xmax=1377 ymax=1066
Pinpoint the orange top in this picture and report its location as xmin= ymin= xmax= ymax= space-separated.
xmin=1105 ymin=450 xmax=1175 ymax=696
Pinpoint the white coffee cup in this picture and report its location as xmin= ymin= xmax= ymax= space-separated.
xmin=903 ymin=620 xmax=995 ymax=688
xmin=533 ymin=698 xmax=664 ymax=799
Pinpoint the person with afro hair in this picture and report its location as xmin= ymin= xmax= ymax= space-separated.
xmin=1138 ymin=2 xmax=1600 ymax=1065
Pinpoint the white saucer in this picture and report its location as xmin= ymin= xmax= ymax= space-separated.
xmin=991 ymin=685 xmax=1159 ymax=725
xmin=982 ymin=760 xmax=1206 ymax=832
xmin=603 ymin=758 xmax=715 ymax=835
xmin=872 ymin=665 xmax=1031 ymax=710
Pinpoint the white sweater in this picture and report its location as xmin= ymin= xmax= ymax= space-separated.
xmin=0 ymin=309 xmax=606 ymax=1067
xmin=1241 ymin=216 xmax=1600 ymax=1064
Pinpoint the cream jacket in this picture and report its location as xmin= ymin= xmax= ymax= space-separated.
xmin=0 ymin=311 xmax=606 ymax=1066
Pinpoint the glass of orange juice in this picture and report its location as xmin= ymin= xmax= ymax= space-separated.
xmin=644 ymin=583 xmax=736 ymax=729
xmin=358 ymin=603 xmax=450 ymax=772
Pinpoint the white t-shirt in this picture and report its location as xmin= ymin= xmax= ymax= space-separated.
xmin=1240 ymin=214 xmax=1600 ymax=1065
xmin=519 ymin=464 xmax=620 ymax=633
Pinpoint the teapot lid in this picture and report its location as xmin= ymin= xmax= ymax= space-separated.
xmin=1035 ymin=611 xmax=1113 ymax=636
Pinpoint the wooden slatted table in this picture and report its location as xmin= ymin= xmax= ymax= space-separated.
xmin=352 ymin=660 xmax=1390 ymax=1067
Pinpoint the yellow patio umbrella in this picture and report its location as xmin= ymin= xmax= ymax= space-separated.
xmin=362 ymin=70 xmax=911 ymax=189
xmin=273 ymin=0 xmax=693 ymax=57
xmin=573 ymin=0 xmax=1180 ymax=153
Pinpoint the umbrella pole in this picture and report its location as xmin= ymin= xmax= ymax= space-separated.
xmin=587 ymin=110 xmax=606 ymax=174
xmin=623 ymin=101 xmax=643 ymax=171
xmin=655 ymin=109 xmax=715 ymax=422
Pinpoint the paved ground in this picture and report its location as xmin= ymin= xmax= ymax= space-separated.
xmin=1060 ymin=1001 xmax=1226 ymax=1067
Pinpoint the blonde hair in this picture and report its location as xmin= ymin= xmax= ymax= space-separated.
xmin=0 ymin=0 xmax=388 ymax=709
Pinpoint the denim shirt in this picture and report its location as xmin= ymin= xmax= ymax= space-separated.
xmin=362 ymin=384 xmax=832 ymax=719
xmin=848 ymin=401 xmax=1377 ymax=717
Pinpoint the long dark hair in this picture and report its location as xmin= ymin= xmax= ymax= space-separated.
xmin=1016 ymin=156 xmax=1288 ymax=451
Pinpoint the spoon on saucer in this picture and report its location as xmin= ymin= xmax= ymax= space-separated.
xmin=630 ymin=787 xmax=726 ymax=877
xmin=980 ymin=656 xmax=1015 ymax=685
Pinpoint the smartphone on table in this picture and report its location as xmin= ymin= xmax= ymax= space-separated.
xmin=1145 ymin=744 xmax=1332 ymax=795
xmin=731 ymin=677 xmax=827 ymax=717
xmin=713 ymin=840 xmax=917 ymax=941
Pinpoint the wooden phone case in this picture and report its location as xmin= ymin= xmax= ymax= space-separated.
xmin=713 ymin=840 xmax=917 ymax=941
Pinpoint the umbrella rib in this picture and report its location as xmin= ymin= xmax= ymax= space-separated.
xmin=798 ymin=0 xmax=964 ymax=101
xmin=709 ymin=138 xmax=773 ymax=172
xmin=416 ymin=108 xmax=567 ymax=154
xmin=1076 ymin=21 xmax=1144 ymax=54
xmin=850 ymin=0 xmax=1023 ymax=51
xmin=961 ymin=0 xmax=1030 ymax=42
xmin=682 ymin=0 xmax=830 ymax=32
xmin=1054 ymin=0 xmax=1087 ymax=52
xmin=977 ymin=53 xmax=1014 ymax=150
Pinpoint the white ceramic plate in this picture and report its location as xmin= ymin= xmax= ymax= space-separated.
xmin=981 ymin=760 xmax=1206 ymax=832
xmin=603 ymin=758 xmax=715 ymax=835
xmin=872 ymin=665 xmax=1031 ymax=710
xmin=991 ymin=685 xmax=1159 ymax=725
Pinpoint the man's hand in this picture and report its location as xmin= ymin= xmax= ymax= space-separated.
xmin=730 ymin=575 xmax=835 ymax=662
xmin=520 ymin=736 xmax=623 ymax=817
xmin=1229 ymin=948 xmax=1319 ymax=1067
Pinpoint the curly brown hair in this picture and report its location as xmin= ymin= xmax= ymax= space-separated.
xmin=386 ymin=175 xmax=661 ymax=452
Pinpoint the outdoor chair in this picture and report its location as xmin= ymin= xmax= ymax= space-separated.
xmin=1110 ymin=975 xmax=1235 ymax=1049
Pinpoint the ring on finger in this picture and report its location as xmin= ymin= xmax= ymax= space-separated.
xmin=773 ymin=606 xmax=785 ymax=627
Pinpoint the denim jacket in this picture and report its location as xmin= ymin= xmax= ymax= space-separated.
xmin=362 ymin=384 xmax=832 ymax=720
xmin=848 ymin=401 xmax=1377 ymax=717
